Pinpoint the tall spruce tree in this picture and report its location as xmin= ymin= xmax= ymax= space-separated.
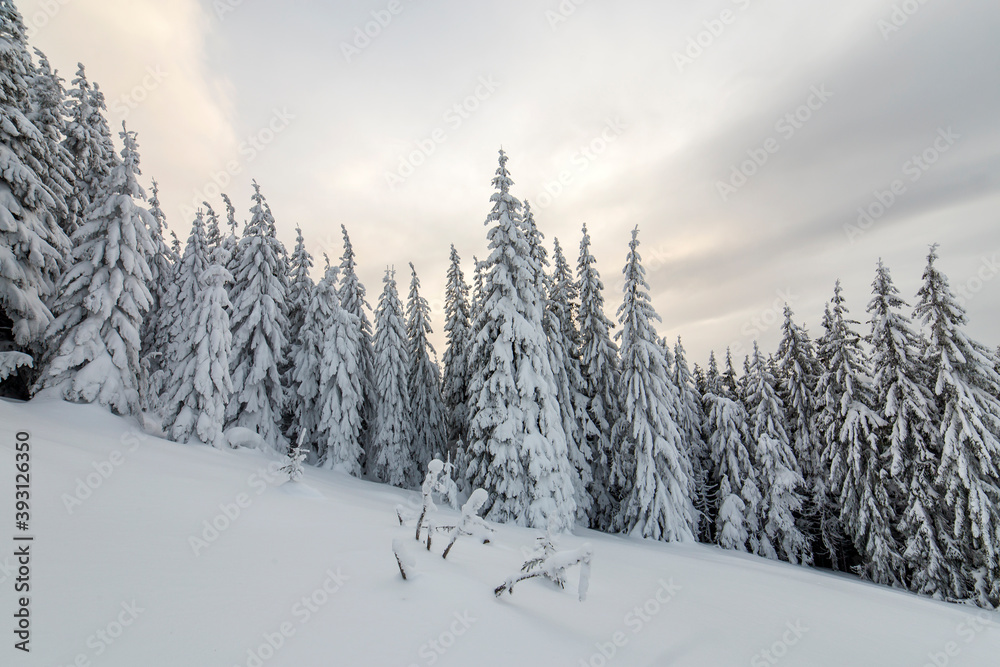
xmin=914 ymin=245 xmax=1000 ymax=608
xmin=63 ymin=64 xmax=114 ymax=236
xmin=745 ymin=342 xmax=811 ymax=565
xmin=283 ymin=225 xmax=314 ymax=444
xmin=165 ymin=209 xmax=209 ymax=383
xmin=867 ymin=259 xmax=960 ymax=600
xmin=611 ymin=227 xmax=694 ymax=542
xmin=820 ymin=281 xmax=903 ymax=585
xmin=465 ymin=149 xmax=576 ymax=532
xmin=0 ymin=4 xmax=68 ymax=391
xmin=442 ymin=244 xmax=471 ymax=447
xmin=139 ymin=179 xmax=174 ymax=404
xmin=162 ymin=262 xmax=233 ymax=448
xmin=290 ymin=261 xmax=335 ymax=460
xmin=286 ymin=226 xmax=314 ymax=347
xmin=371 ymin=267 xmax=414 ymax=488
xmin=546 ymin=237 xmax=596 ymax=525
xmin=314 ymin=264 xmax=365 ymax=475
xmin=339 ymin=225 xmax=376 ymax=469
xmin=217 ymin=192 xmax=239 ymax=271
xmin=776 ymin=305 xmax=824 ymax=557
xmin=226 ymin=182 xmax=288 ymax=451
xmin=39 ymin=125 xmax=154 ymax=416
xmin=576 ymin=222 xmax=621 ymax=529
xmin=811 ymin=286 xmax=852 ymax=572
xmin=203 ymin=202 xmax=222 ymax=255
xmin=27 ymin=48 xmax=73 ymax=239
xmin=706 ymin=389 xmax=760 ymax=552
xmin=406 ymin=262 xmax=447 ymax=471
xmin=674 ymin=337 xmax=711 ymax=542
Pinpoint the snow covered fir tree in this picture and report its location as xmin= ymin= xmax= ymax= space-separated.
xmin=2 ymin=0 xmax=1000 ymax=621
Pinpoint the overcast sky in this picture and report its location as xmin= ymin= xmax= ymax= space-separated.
xmin=21 ymin=0 xmax=1000 ymax=365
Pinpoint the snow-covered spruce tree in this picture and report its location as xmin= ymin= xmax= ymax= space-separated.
xmin=315 ymin=264 xmax=365 ymax=474
xmin=282 ymin=224 xmax=314 ymax=444
xmin=545 ymin=236 xmax=596 ymax=525
xmin=27 ymin=48 xmax=73 ymax=238
xmin=705 ymin=389 xmax=760 ymax=552
xmin=138 ymin=179 xmax=175 ymax=407
xmin=38 ymin=125 xmax=154 ymax=416
xmin=289 ymin=261 xmax=335 ymax=460
xmin=722 ymin=348 xmax=740 ymax=400
xmin=225 ymin=182 xmax=289 ymax=451
xmin=705 ymin=351 xmax=723 ymax=395
xmin=203 ymin=202 xmax=222 ymax=255
xmin=692 ymin=362 xmax=707 ymax=398
xmin=0 ymin=5 xmax=68 ymax=392
xmin=776 ymin=305 xmax=824 ymax=557
xmin=162 ymin=262 xmax=233 ymax=448
xmin=465 ymin=149 xmax=576 ymax=532
xmin=441 ymin=244 xmax=471 ymax=447
xmin=810 ymin=291 xmax=852 ymax=572
xmin=62 ymin=64 xmax=114 ymax=236
xmin=217 ymin=192 xmax=239 ymax=270
xmin=286 ymin=225 xmax=314 ymax=347
xmin=521 ymin=200 xmax=548 ymax=295
xmin=744 ymin=342 xmax=811 ymax=565
xmin=914 ymin=245 xmax=1000 ymax=608
xmin=470 ymin=254 xmax=484 ymax=322
xmin=576 ymin=222 xmax=621 ymax=530
xmin=339 ymin=225 xmax=376 ymax=469
xmin=818 ymin=280 xmax=905 ymax=585
xmin=611 ymin=226 xmax=694 ymax=542
xmin=88 ymin=83 xmax=117 ymax=171
xmin=371 ymin=267 xmax=414 ymax=488
xmin=674 ymin=337 xmax=712 ymax=542
xmin=867 ymin=259 xmax=961 ymax=600
xmin=406 ymin=262 xmax=447 ymax=472
xmin=164 ymin=209 xmax=209 ymax=383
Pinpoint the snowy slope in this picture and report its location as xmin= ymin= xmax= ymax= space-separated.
xmin=1 ymin=398 xmax=998 ymax=667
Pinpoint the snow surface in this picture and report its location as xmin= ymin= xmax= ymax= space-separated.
xmin=1 ymin=397 xmax=998 ymax=666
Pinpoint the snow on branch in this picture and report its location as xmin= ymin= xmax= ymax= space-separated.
xmin=441 ymin=489 xmax=493 ymax=559
xmin=415 ymin=459 xmax=458 ymax=542
xmin=495 ymin=538 xmax=593 ymax=602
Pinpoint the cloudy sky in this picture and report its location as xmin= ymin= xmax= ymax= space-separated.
xmin=21 ymin=0 xmax=1000 ymax=364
